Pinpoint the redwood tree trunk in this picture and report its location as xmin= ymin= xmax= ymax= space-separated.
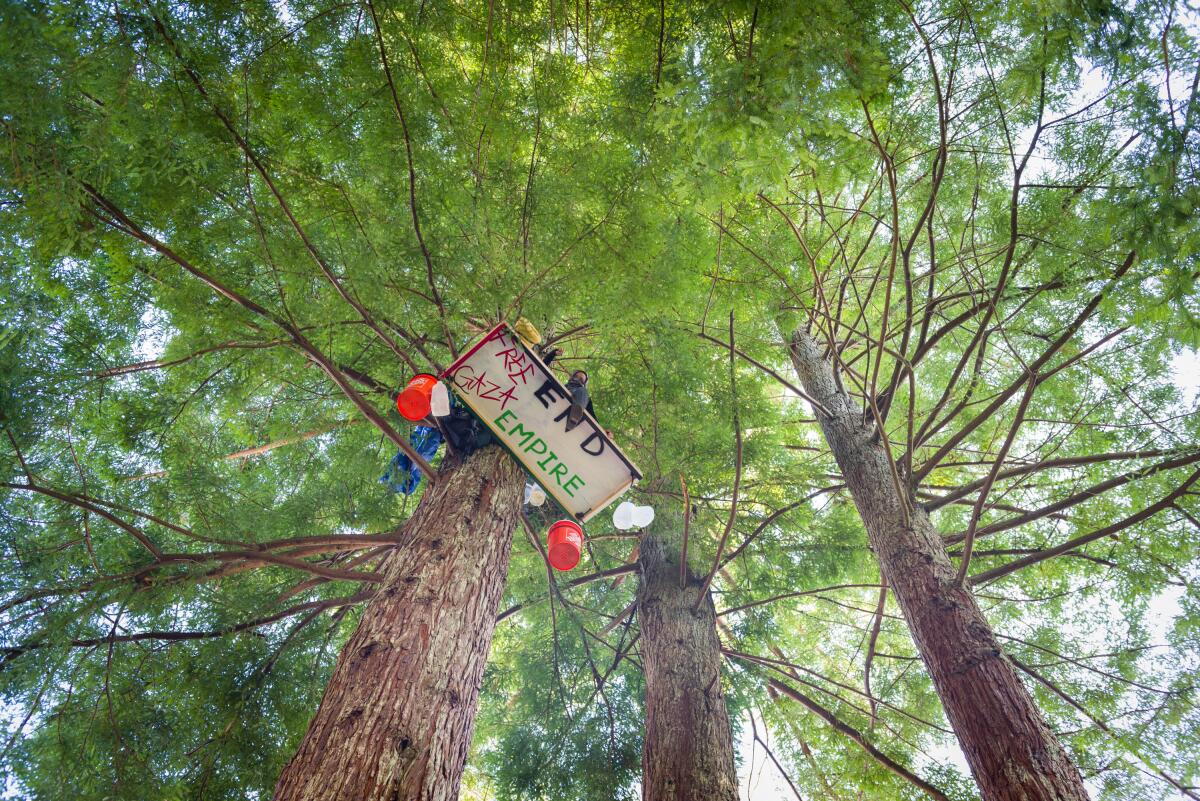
xmin=637 ymin=532 xmax=739 ymax=801
xmin=788 ymin=330 xmax=1089 ymax=801
xmin=274 ymin=445 xmax=523 ymax=801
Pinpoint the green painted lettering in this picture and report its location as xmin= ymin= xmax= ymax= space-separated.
xmin=563 ymin=475 xmax=586 ymax=498
xmin=509 ymin=423 xmax=536 ymax=448
xmin=550 ymin=463 xmax=570 ymax=487
xmin=493 ymin=410 xmax=517 ymax=432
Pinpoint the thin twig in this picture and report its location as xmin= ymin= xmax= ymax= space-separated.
xmin=864 ymin=581 xmax=888 ymax=729
xmin=679 ymin=473 xmax=690 ymax=589
xmin=364 ymin=0 xmax=457 ymax=356
xmin=695 ymin=330 xmax=831 ymax=417
xmin=748 ymin=670 xmax=950 ymax=801
xmin=694 ymin=312 xmax=743 ymax=610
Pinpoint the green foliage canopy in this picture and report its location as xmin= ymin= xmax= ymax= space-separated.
xmin=1 ymin=1 xmax=1198 ymax=800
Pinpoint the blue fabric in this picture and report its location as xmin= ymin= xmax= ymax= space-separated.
xmin=380 ymin=426 xmax=443 ymax=494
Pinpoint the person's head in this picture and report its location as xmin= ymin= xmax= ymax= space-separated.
xmin=571 ymin=369 xmax=588 ymax=384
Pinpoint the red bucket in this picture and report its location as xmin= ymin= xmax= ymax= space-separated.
xmin=546 ymin=519 xmax=584 ymax=571
xmin=397 ymin=374 xmax=438 ymax=421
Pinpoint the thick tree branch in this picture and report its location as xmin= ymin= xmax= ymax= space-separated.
xmin=968 ymin=469 xmax=1200 ymax=585
xmin=1011 ymin=657 xmax=1199 ymax=800
xmin=2 ymin=592 xmax=373 ymax=662
xmin=150 ymin=14 xmax=423 ymax=375
xmin=83 ymin=186 xmax=437 ymax=479
xmin=946 ymin=450 xmax=1200 ymax=546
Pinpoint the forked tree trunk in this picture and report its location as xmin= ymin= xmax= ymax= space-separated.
xmin=637 ymin=532 xmax=739 ymax=801
xmin=274 ymin=445 xmax=523 ymax=801
xmin=789 ymin=330 xmax=1089 ymax=801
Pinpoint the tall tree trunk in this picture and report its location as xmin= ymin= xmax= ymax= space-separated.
xmin=274 ymin=445 xmax=523 ymax=801
xmin=788 ymin=330 xmax=1089 ymax=801
xmin=637 ymin=532 xmax=739 ymax=801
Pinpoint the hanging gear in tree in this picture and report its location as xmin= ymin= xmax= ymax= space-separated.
xmin=441 ymin=402 xmax=494 ymax=455
xmin=512 ymin=317 xmax=542 ymax=347
xmin=380 ymin=426 xmax=443 ymax=494
xmin=380 ymin=399 xmax=494 ymax=495
xmin=564 ymin=369 xmax=594 ymax=432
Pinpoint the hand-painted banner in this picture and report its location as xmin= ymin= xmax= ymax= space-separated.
xmin=442 ymin=323 xmax=641 ymax=522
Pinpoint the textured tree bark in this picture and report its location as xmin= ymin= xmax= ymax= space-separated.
xmin=273 ymin=445 xmax=523 ymax=801
xmin=788 ymin=330 xmax=1089 ymax=801
xmin=637 ymin=532 xmax=739 ymax=801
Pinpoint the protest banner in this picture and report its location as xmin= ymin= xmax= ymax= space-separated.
xmin=442 ymin=323 xmax=641 ymax=521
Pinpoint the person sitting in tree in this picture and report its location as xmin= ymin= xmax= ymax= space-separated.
xmin=564 ymin=369 xmax=594 ymax=432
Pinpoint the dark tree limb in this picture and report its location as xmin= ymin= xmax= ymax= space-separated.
xmin=364 ymin=0 xmax=457 ymax=357
xmin=150 ymin=15 xmax=424 ymax=375
xmin=82 ymin=186 xmax=436 ymax=479
xmin=864 ymin=581 xmax=888 ymax=728
xmin=969 ymin=469 xmax=1200 ymax=585
xmin=955 ymin=372 xmax=1038 ymax=586
xmin=747 ymin=669 xmax=950 ymax=801
xmin=2 ymin=592 xmax=374 ymax=663
xmin=945 ymin=450 xmax=1200 ymax=545
xmin=495 ymin=564 xmax=638 ymax=622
